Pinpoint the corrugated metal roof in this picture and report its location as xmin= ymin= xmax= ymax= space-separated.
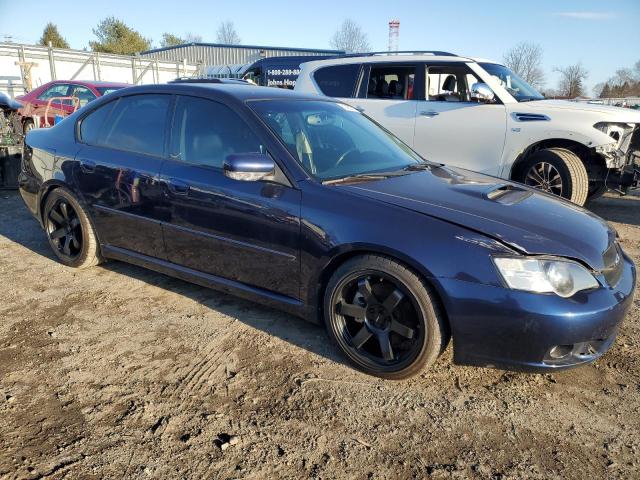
xmin=140 ymin=42 xmax=344 ymax=66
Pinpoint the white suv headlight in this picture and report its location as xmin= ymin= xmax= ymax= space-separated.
xmin=493 ymin=257 xmax=599 ymax=297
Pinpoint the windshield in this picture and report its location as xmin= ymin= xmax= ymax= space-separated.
xmin=249 ymin=100 xmax=424 ymax=181
xmin=96 ymin=86 xmax=125 ymax=96
xmin=479 ymin=63 xmax=544 ymax=102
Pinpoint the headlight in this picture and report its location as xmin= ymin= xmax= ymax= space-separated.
xmin=493 ymin=257 xmax=599 ymax=297
xmin=594 ymin=122 xmax=634 ymax=143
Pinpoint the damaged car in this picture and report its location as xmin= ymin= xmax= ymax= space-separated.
xmin=18 ymin=83 xmax=636 ymax=379
xmin=294 ymin=52 xmax=640 ymax=205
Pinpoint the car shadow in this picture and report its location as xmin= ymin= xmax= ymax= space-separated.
xmin=0 ymin=192 xmax=347 ymax=370
xmin=100 ymin=259 xmax=348 ymax=368
xmin=0 ymin=192 xmax=58 ymax=260
xmin=588 ymin=191 xmax=640 ymax=228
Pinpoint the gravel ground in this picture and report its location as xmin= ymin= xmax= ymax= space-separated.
xmin=0 ymin=189 xmax=638 ymax=479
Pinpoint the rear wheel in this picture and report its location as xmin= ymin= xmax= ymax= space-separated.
xmin=43 ymin=188 xmax=102 ymax=268
xmin=324 ymin=255 xmax=446 ymax=379
xmin=515 ymin=148 xmax=589 ymax=205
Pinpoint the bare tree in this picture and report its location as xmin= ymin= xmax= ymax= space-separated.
xmin=329 ymin=19 xmax=370 ymax=53
xmin=216 ymin=21 xmax=240 ymax=45
xmin=184 ymin=32 xmax=203 ymax=43
xmin=503 ymin=42 xmax=545 ymax=89
xmin=554 ymin=63 xmax=589 ymax=98
xmin=592 ymin=81 xmax=606 ymax=98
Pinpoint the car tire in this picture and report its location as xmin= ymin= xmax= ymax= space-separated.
xmin=23 ymin=118 xmax=34 ymax=134
xmin=43 ymin=187 xmax=102 ymax=269
xmin=323 ymin=255 xmax=447 ymax=379
xmin=516 ymin=148 xmax=589 ymax=206
xmin=587 ymin=183 xmax=608 ymax=201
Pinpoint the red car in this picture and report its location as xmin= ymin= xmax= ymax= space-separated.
xmin=17 ymin=80 xmax=128 ymax=131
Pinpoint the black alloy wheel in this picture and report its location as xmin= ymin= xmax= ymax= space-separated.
xmin=325 ymin=255 xmax=446 ymax=379
xmin=334 ymin=272 xmax=422 ymax=365
xmin=43 ymin=187 xmax=102 ymax=269
xmin=46 ymin=199 xmax=83 ymax=259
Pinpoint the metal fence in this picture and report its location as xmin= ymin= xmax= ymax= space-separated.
xmin=573 ymin=97 xmax=640 ymax=106
xmin=0 ymin=43 xmax=199 ymax=97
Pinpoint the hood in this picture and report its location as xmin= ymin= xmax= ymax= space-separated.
xmin=525 ymin=99 xmax=640 ymax=122
xmin=342 ymin=167 xmax=615 ymax=270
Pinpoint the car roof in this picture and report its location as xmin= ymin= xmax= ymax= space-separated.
xmin=298 ymin=54 xmax=503 ymax=69
xmin=300 ymin=54 xmax=473 ymax=67
xmin=50 ymin=79 xmax=130 ymax=87
xmin=114 ymin=82 xmax=335 ymax=103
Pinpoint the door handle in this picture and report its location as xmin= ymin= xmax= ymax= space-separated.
xmin=79 ymin=159 xmax=96 ymax=173
xmin=167 ymin=178 xmax=190 ymax=195
xmin=419 ymin=111 xmax=439 ymax=117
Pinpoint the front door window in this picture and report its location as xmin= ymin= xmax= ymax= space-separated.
xmin=426 ymin=65 xmax=486 ymax=103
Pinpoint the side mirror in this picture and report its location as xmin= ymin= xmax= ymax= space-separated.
xmin=471 ymin=82 xmax=495 ymax=103
xmin=223 ymin=153 xmax=275 ymax=182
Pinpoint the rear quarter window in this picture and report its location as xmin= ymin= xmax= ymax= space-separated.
xmin=79 ymin=101 xmax=116 ymax=145
xmin=313 ymin=64 xmax=360 ymax=97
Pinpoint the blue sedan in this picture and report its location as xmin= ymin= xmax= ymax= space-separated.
xmin=18 ymin=83 xmax=636 ymax=379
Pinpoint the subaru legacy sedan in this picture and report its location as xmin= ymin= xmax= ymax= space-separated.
xmin=18 ymin=84 xmax=636 ymax=379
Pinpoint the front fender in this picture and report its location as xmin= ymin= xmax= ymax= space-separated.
xmin=298 ymin=182 xmax=514 ymax=320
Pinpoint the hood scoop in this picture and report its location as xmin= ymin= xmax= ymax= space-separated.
xmin=484 ymin=184 xmax=533 ymax=205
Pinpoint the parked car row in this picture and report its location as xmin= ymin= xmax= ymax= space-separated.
xmin=18 ymin=81 xmax=636 ymax=379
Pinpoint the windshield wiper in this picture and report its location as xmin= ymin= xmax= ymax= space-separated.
xmin=404 ymin=162 xmax=443 ymax=171
xmin=518 ymin=97 xmax=543 ymax=103
xmin=323 ymin=171 xmax=408 ymax=185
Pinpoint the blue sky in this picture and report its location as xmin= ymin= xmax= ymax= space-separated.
xmin=1 ymin=0 xmax=638 ymax=94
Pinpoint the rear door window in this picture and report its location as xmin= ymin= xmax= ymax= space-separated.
xmin=99 ymin=95 xmax=171 ymax=157
xmin=313 ymin=64 xmax=361 ymax=98
xmin=364 ymin=65 xmax=416 ymax=100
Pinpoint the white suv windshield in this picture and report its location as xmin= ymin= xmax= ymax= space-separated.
xmin=479 ymin=63 xmax=544 ymax=102
xmin=250 ymin=100 xmax=425 ymax=181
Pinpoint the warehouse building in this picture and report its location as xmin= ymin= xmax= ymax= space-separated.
xmin=140 ymin=42 xmax=343 ymax=78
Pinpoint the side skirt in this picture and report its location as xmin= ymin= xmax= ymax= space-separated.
xmin=102 ymin=245 xmax=313 ymax=321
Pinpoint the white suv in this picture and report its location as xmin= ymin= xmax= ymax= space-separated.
xmin=295 ymin=51 xmax=640 ymax=205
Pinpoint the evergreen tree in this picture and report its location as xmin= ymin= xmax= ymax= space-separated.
xmin=38 ymin=23 xmax=70 ymax=49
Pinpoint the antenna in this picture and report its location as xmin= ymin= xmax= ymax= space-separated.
xmin=388 ymin=20 xmax=400 ymax=53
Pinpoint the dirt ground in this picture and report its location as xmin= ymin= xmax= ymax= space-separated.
xmin=0 ymin=189 xmax=638 ymax=480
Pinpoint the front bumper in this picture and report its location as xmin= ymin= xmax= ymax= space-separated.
xmin=438 ymin=255 xmax=636 ymax=372
xmin=606 ymin=160 xmax=640 ymax=192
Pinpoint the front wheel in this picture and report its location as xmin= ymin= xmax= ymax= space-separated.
xmin=515 ymin=148 xmax=589 ymax=206
xmin=323 ymin=255 xmax=447 ymax=379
